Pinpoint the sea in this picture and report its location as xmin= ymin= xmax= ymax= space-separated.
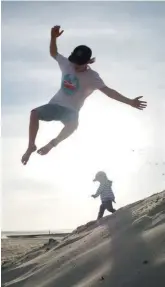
xmin=1 ymin=230 xmax=72 ymax=239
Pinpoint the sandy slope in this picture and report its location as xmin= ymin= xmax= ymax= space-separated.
xmin=1 ymin=236 xmax=63 ymax=266
xmin=2 ymin=191 xmax=165 ymax=287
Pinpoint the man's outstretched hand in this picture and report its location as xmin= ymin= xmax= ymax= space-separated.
xmin=51 ymin=25 xmax=64 ymax=38
xmin=130 ymin=96 xmax=147 ymax=110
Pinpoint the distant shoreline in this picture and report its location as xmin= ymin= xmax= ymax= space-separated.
xmin=3 ymin=233 xmax=71 ymax=239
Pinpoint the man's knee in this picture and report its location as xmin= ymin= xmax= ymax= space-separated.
xmin=66 ymin=120 xmax=79 ymax=132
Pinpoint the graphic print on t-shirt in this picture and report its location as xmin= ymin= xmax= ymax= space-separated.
xmin=62 ymin=74 xmax=79 ymax=96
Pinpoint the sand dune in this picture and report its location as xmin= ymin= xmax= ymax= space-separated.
xmin=2 ymin=190 xmax=165 ymax=287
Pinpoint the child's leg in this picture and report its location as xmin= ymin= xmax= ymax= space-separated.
xmin=37 ymin=120 xmax=78 ymax=155
xmin=21 ymin=110 xmax=39 ymax=165
xmin=106 ymin=201 xmax=116 ymax=214
xmin=97 ymin=203 xmax=105 ymax=220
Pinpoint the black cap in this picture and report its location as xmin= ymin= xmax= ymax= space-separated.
xmin=68 ymin=45 xmax=92 ymax=65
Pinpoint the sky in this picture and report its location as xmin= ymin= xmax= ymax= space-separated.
xmin=1 ymin=1 xmax=165 ymax=232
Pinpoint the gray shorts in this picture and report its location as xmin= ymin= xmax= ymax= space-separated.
xmin=33 ymin=104 xmax=79 ymax=123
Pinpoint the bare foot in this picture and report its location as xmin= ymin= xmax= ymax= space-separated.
xmin=21 ymin=145 xmax=37 ymax=165
xmin=37 ymin=142 xmax=54 ymax=156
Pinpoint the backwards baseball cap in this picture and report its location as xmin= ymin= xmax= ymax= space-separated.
xmin=93 ymin=171 xmax=107 ymax=182
xmin=68 ymin=45 xmax=93 ymax=66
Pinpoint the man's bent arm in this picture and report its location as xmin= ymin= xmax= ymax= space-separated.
xmin=50 ymin=37 xmax=58 ymax=58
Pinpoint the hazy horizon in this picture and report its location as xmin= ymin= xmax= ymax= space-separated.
xmin=2 ymin=1 xmax=165 ymax=231
xmin=2 ymin=229 xmax=72 ymax=233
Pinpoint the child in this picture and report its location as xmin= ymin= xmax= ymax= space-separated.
xmin=92 ymin=171 xmax=116 ymax=220
xmin=21 ymin=25 xmax=147 ymax=165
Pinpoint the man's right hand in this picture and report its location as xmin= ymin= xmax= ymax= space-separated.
xmin=51 ymin=25 xmax=64 ymax=38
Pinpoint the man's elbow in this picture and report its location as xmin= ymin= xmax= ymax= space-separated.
xmin=100 ymin=86 xmax=115 ymax=99
xmin=50 ymin=51 xmax=57 ymax=58
xmin=100 ymin=85 xmax=111 ymax=95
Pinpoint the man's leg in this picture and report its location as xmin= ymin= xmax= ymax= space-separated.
xmin=106 ymin=200 xmax=116 ymax=214
xmin=21 ymin=110 xmax=39 ymax=165
xmin=97 ymin=203 xmax=106 ymax=220
xmin=37 ymin=120 xmax=78 ymax=155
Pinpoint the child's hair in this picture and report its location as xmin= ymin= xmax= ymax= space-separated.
xmin=95 ymin=171 xmax=107 ymax=179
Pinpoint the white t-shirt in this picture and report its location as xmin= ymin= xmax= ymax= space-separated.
xmin=49 ymin=53 xmax=105 ymax=112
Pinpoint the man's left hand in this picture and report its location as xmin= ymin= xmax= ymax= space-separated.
xmin=130 ymin=96 xmax=147 ymax=110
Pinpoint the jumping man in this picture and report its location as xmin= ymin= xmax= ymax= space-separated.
xmin=21 ymin=25 xmax=147 ymax=165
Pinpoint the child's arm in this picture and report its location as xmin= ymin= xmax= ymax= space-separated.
xmin=50 ymin=25 xmax=64 ymax=58
xmin=92 ymin=187 xmax=102 ymax=199
xmin=99 ymin=86 xmax=147 ymax=110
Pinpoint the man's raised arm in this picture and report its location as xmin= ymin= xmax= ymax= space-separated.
xmin=50 ymin=25 xmax=64 ymax=58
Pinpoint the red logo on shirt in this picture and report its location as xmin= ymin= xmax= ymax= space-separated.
xmin=62 ymin=74 xmax=79 ymax=95
xmin=63 ymin=80 xmax=76 ymax=90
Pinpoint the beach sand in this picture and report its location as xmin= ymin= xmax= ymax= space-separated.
xmin=1 ymin=190 xmax=165 ymax=287
xmin=1 ymin=235 xmax=65 ymax=267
